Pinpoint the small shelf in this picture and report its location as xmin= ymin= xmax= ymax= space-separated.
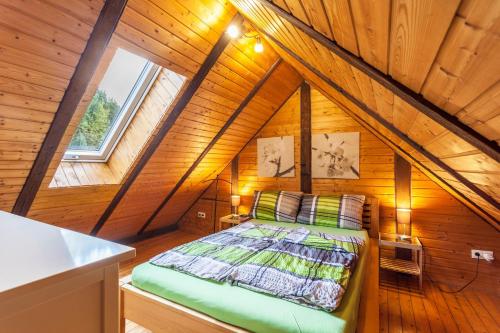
xmin=380 ymin=257 xmax=421 ymax=275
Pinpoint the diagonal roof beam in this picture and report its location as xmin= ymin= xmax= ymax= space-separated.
xmin=251 ymin=0 xmax=499 ymax=163
xmin=12 ymin=0 xmax=129 ymax=216
xmin=90 ymin=13 xmax=244 ymax=235
xmin=256 ymin=26 xmax=499 ymax=225
xmin=137 ymin=58 xmax=283 ymax=234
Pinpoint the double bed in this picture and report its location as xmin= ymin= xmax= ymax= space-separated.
xmin=120 ymin=198 xmax=379 ymax=333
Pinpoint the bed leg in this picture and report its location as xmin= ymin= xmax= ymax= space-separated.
xmin=120 ymin=288 xmax=125 ymax=333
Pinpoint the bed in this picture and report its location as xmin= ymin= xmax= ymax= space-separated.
xmin=120 ymin=197 xmax=379 ymax=333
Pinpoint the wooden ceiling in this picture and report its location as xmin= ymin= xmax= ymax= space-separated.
xmin=229 ymin=0 xmax=499 ymax=227
xmin=0 ymin=0 xmax=498 ymax=236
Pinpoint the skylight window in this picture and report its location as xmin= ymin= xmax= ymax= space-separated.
xmin=64 ymin=48 xmax=160 ymax=161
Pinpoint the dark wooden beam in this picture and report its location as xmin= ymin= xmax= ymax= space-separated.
xmin=256 ymin=27 xmax=500 ymax=224
xmin=231 ymin=156 xmax=239 ymax=195
xmin=252 ymin=0 xmax=499 ymax=163
xmin=137 ymin=58 xmax=283 ymax=234
xmin=394 ymin=153 xmax=412 ymax=258
xmin=12 ymin=0 xmax=128 ymax=216
xmin=90 ymin=13 xmax=244 ymax=235
xmin=395 ymin=153 xmax=412 ymax=214
xmin=300 ymin=82 xmax=312 ymax=193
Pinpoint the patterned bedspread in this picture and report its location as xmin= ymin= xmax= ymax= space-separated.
xmin=150 ymin=222 xmax=364 ymax=311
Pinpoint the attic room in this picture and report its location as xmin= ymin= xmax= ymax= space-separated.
xmin=0 ymin=0 xmax=498 ymax=332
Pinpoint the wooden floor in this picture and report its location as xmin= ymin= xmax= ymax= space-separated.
xmin=380 ymin=271 xmax=500 ymax=333
xmin=120 ymin=230 xmax=500 ymax=333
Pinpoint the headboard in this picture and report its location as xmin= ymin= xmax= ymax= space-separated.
xmin=363 ymin=197 xmax=379 ymax=239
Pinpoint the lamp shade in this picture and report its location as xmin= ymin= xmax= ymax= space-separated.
xmin=231 ymin=195 xmax=241 ymax=207
xmin=396 ymin=208 xmax=411 ymax=225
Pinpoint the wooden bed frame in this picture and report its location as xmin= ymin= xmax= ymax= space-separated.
xmin=120 ymin=198 xmax=380 ymax=333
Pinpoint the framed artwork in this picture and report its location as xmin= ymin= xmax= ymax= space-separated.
xmin=257 ymin=136 xmax=295 ymax=177
xmin=312 ymin=132 xmax=360 ymax=179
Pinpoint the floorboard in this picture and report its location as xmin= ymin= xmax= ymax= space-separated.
xmin=120 ymin=230 xmax=500 ymax=333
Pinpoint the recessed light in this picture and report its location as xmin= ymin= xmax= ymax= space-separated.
xmin=226 ymin=24 xmax=240 ymax=39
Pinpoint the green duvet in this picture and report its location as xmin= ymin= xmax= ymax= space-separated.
xmin=131 ymin=220 xmax=369 ymax=333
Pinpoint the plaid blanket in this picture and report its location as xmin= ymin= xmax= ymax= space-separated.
xmin=228 ymin=229 xmax=363 ymax=311
xmin=150 ymin=223 xmax=289 ymax=281
xmin=150 ymin=222 xmax=364 ymax=311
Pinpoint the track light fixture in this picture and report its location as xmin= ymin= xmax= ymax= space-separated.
xmin=226 ymin=25 xmax=264 ymax=53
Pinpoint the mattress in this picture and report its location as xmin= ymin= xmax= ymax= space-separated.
xmin=131 ymin=220 xmax=370 ymax=333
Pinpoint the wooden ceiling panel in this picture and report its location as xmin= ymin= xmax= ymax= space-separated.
xmin=24 ymin=0 xmax=237 ymax=233
xmin=421 ymin=0 xmax=500 ymax=113
xmin=258 ymin=29 xmax=499 ymax=227
xmin=229 ymin=0 xmax=499 ymax=227
xmin=389 ymin=0 xmax=460 ymax=92
xmin=350 ymin=0 xmax=390 ymax=73
xmin=0 ymin=0 xmax=104 ymax=212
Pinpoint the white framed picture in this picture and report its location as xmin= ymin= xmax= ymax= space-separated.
xmin=257 ymin=136 xmax=295 ymax=177
xmin=312 ymin=132 xmax=360 ymax=179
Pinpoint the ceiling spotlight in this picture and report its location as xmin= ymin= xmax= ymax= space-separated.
xmin=226 ymin=24 xmax=240 ymax=39
xmin=254 ymin=37 xmax=264 ymax=53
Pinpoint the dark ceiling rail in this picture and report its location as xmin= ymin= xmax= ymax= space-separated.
xmin=90 ymin=13 xmax=244 ymax=235
xmin=253 ymin=0 xmax=499 ymax=163
xmin=12 ymin=0 xmax=129 ymax=216
xmin=137 ymin=58 xmax=283 ymax=234
xmin=257 ymin=28 xmax=499 ymax=223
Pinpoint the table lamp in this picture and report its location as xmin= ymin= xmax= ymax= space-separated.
xmin=231 ymin=195 xmax=240 ymax=218
xmin=396 ymin=208 xmax=411 ymax=240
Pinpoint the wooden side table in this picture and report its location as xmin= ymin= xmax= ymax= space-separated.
xmin=379 ymin=232 xmax=423 ymax=289
xmin=219 ymin=215 xmax=251 ymax=230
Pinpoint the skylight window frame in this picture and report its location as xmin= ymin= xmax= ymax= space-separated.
xmin=64 ymin=61 xmax=161 ymax=163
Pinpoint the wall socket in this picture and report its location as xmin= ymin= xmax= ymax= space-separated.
xmin=471 ymin=249 xmax=494 ymax=261
xmin=197 ymin=212 xmax=206 ymax=219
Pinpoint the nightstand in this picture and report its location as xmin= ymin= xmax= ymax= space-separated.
xmin=379 ymin=232 xmax=423 ymax=289
xmin=219 ymin=215 xmax=251 ymax=230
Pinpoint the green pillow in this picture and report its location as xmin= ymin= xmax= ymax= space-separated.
xmin=297 ymin=194 xmax=365 ymax=230
xmin=249 ymin=190 xmax=303 ymax=223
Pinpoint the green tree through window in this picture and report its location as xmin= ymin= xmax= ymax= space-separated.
xmin=69 ymin=90 xmax=120 ymax=151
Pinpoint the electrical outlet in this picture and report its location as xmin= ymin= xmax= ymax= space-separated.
xmin=471 ymin=249 xmax=494 ymax=261
xmin=197 ymin=212 xmax=206 ymax=219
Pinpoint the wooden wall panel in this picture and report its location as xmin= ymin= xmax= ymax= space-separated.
xmin=95 ymin=16 xmax=302 ymax=240
xmin=143 ymin=62 xmax=302 ymax=233
xmin=234 ymin=87 xmax=396 ymax=229
xmin=238 ymin=89 xmax=301 ymax=212
xmin=310 ymin=89 xmax=396 ymax=226
xmin=411 ymin=168 xmax=499 ymax=290
xmin=178 ymin=165 xmax=232 ymax=236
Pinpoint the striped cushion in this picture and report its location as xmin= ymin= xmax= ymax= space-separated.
xmin=297 ymin=194 xmax=365 ymax=230
xmin=249 ymin=191 xmax=303 ymax=223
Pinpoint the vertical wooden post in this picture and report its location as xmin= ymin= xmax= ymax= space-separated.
xmin=395 ymin=153 xmax=412 ymax=258
xmin=300 ymin=82 xmax=312 ymax=193
xmin=231 ymin=156 xmax=239 ymax=195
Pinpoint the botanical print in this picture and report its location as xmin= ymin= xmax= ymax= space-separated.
xmin=312 ymin=132 xmax=360 ymax=179
xmin=257 ymin=136 xmax=295 ymax=177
